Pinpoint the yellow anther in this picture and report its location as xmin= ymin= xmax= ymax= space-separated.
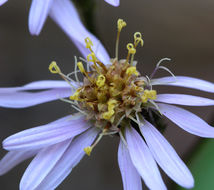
xmin=85 ymin=37 xmax=93 ymax=52
xmin=69 ymin=88 xmax=81 ymax=101
xmin=141 ymin=95 xmax=148 ymax=103
xmin=96 ymin=75 xmax=106 ymax=87
xmin=134 ymin=32 xmax=144 ymax=47
xmin=127 ymin=43 xmax=136 ymax=54
xmin=126 ymin=66 xmax=139 ymax=76
xmin=102 ymin=110 xmax=115 ymax=120
xmin=141 ymin=89 xmax=157 ymax=103
xmin=49 ymin=61 xmax=61 ymax=74
xmin=134 ymin=86 xmax=143 ymax=92
xmin=102 ymin=99 xmax=118 ymax=120
xmin=134 ymin=32 xmax=142 ymax=39
xmin=87 ymin=52 xmax=97 ymax=63
xmin=84 ymin=146 xmax=92 ymax=156
xmin=147 ymin=90 xmax=157 ymax=100
xmin=77 ymin=62 xmax=85 ymax=74
xmin=108 ymin=99 xmax=118 ymax=110
xmin=117 ymin=19 xmax=127 ymax=32
xmin=77 ymin=61 xmax=93 ymax=83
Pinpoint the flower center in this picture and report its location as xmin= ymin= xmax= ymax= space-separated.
xmin=48 ymin=19 xmax=162 ymax=156
xmin=69 ymin=59 xmax=157 ymax=126
xmin=49 ymin=18 xmax=157 ymax=129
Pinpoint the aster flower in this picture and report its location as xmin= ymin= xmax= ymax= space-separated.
xmin=1 ymin=19 xmax=214 ymax=190
xmin=0 ymin=0 xmax=119 ymax=35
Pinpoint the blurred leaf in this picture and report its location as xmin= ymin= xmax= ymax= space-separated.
xmin=175 ymin=139 xmax=214 ymax=190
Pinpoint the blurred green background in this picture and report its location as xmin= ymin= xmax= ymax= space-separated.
xmin=176 ymin=138 xmax=214 ymax=190
xmin=0 ymin=0 xmax=214 ymax=189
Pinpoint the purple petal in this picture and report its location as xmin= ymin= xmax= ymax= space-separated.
xmin=104 ymin=0 xmax=120 ymax=6
xmin=50 ymin=114 xmax=82 ymax=124
xmin=35 ymin=128 xmax=98 ymax=190
xmin=0 ymin=150 xmax=37 ymax=175
xmin=158 ymin=103 xmax=214 ymax=137
xmin=29 ymin=0 xmax=53 ymax=35
xmin=156 ymin=94 xmax=214 ymax=106
xmin=0 ymin=88 xmax=72 ymax=108
xmin=151 ymin=76 xmax=214 ymax=93
xmin=0 ymin=80 xmax=72 ymax=93
xmin=125 ymin=127 xmax=166 ymax=190
xmin=3 ymin=115 xmax=90 ymax=150
xmin=140 ymin=120 xmax=194 ymax=188
xmin=49 ymin=0 xmax=110 ymax=65
xmin=0 ymin=0 xmax=7 ymax=6
xmin=118 ymin=140 xmax=142 ymax=190
xmin=20 ymin=139 xmax=72 ymax=190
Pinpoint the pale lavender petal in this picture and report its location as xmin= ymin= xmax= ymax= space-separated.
xmin=49 ymin=0 xmax=110 ymax=65
xmin=20 ymin=139 xmax=72 ymax=190
xmin=0 ymin=150 xmax=37 ymax=175
xmin=0 ymin=88 xmax=72 ymax=108
xmin=50 ymin=113 xmax=83 ymax=125
xmin=104 ymin=0 xmax=120 ymax=6
xmin=140 ymin=120 xmax=194 ymax=188
xmin=0 ymin=0 xmax=7 ymax=6
xmin=0 ymin=80 xmax=72 ymax=93
xmin=3 ymin=115 xmax=90 ymax=150
xmin=118 ymin=140 xmax=142 ymax=190
xmin=35 ymin=128 xmax=98 ymax=190
xmin=125 ymin=127 xmax=166 ymax=190
xmin=158 ymin=103 xmax=214 ymax=137
xmin=156 ymin=94 xmax=214 ymax=106
xmin=151 ymin=76 xmax=214 ymax=93
xmin=29 ymin=0 xmax=53 ymax=35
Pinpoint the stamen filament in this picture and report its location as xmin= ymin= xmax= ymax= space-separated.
xmin=150 ymin=57 xmax=171 ymax=79
xmin=74 ymin=56 xmax=80 ymax=83
xmin=78 ymin=57 xmax=91 ymax=72
xmin=115 ymin=19 xmax=127 ymax=60
xmin=114 ymin=114 xmax=126 ymax=128
xmin=130 ymin=54 xmax=135 ymax=66
xmin=115 ymin=31 xmax=120 ymax=60
xmin=119 ymin=131 xmax=128 ymax=147
xmin=84 ymin=127 xmax=109 ymax=156
xmin=49 ymin=61 xmax=77 ymax=89
xmin=71 ymin=105 xmax=87 ymax=115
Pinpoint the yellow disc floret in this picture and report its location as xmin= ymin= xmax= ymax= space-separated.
xmin=117 ymin=19 xmax=127 ymax=32
xmin=96 ymin=75 xmax=106 ymax=88
xmin=69 ymin=88 xmax=82 ymax=101
xmin=85 ymin=37 xmax=93 ymax=52
xmin=102 ymin=110 xmax=115 ymax=120
xmin=141 ymin=89 xmax=157 ymax=103
xmin=87 ymin=52 xmax=97 ymax=63
xmin=127 ymin=43 xmax=136 ymax=55
xmin=84 ymin=146 xmax=92 ymax=156
xmin=108 ymin=99 xmax=118 ymax=110
xmin=126 ymin=66 xmax=139 ymax=76
xmin=102 ymin=99 xmax=118 ymax=120
xmin=77 ymin=61 xmax=85 ymax=74
xmin=134 ymin=32 xmax=144 ymax=48
xmin=49 ymin=61 xmax=61 ymax=74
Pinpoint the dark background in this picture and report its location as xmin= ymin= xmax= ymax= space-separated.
xmin=0 ymin=0 xmax=214 ymax=189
